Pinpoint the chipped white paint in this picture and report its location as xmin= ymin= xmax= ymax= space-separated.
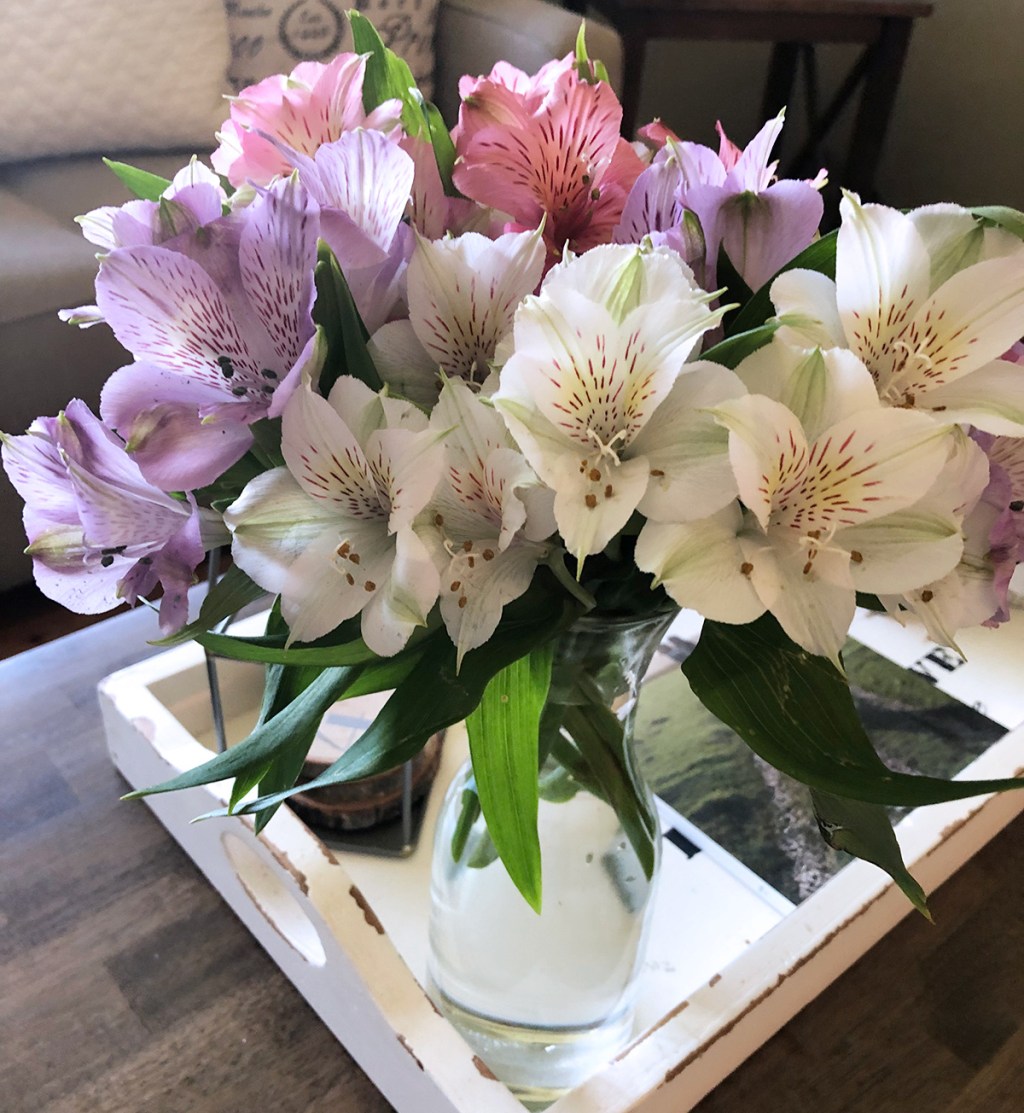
xmin=100 ymin=616 xmax=1024 ymax=1112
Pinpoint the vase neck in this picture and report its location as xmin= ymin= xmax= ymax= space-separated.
xmin=550 ymin=610 xmax=676 ymax=708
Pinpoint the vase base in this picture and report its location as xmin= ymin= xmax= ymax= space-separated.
xmin=428 ymin=981 xmax=635 ymax=1108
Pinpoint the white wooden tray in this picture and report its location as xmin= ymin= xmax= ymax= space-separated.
xmin=99 ymin=615 xmax=1024 ymax=1113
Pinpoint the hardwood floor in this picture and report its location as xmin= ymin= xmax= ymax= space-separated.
xmin=0 ymin=582 xmax=120 ymax=661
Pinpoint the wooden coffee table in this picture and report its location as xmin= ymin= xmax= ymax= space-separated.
xmin=2 ymin=604 xmax=1022 ymax=1111
xmin=572 ymin=0 xmax=933 ymax=201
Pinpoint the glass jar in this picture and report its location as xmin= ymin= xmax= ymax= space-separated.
xmin=427 ymin=610 xmax=674 ymax=1107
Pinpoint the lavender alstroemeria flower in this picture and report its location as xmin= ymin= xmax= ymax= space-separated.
xmin=261 ymin=128 xmax=416 ymax=333
xmin=969 ymin=430 xmax=1024 ymax=627
xmin=616 ymin=111 xmax=825 ymax=293
xmin=78 ymin=159 xmax=227 ymax=253
xmin=1 ymin=401 xmax=226 ymax=633
xmin=676 ymin=112 xmax=826 ymax=292
xmin=72 ymin=176 xmax=320 ymax=491
xmin=61 ymin=160 xmax=230 ymax=329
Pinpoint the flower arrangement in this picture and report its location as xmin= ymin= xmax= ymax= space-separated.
xmin=5 ymin=14 xmax=1024 ymax=918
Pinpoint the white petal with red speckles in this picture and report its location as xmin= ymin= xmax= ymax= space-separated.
xmin=712 ymin=394 xmax=950 ymax=534
xmin=282 ymin=521 xmax=395 ymax=646
xmin=368 ymin=426 xmax=444 ymax=534
xmin=361 ymin=527 xmax=440 ymax=658
xmin=635 ymin=505 xmax=765 ymax=625
xmin=770 ymin=269 xmax=846 ymax=350
xmin=838 ymin=510 xmax=963 ymax=594
xmin=281 ymin=376 xmax=381 ymax=517
xmin=757 ymin=537 xmax=854 ymax=663
xmin=883 ymin=254 xmax=1024 ymax=403
xmin=225 ymin=468 xmax=342 ymax=597
xmin=834 ymin=195 xmax=932 ymax=386
xmin=734 ymin=345 xmax=878 ymax=442
xmin=915 ymin=357 xmax=1024 ymax=436
xmin=631 ymin=362 xmax=745 ymax=522
xmin=440 ymin=539 xmax=546 ymax=668
xmin=406 ymin=228 xmax=545 ymax=384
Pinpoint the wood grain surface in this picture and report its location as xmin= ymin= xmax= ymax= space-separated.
xmin=1 ymin=606 xmax=1021 ymax=1113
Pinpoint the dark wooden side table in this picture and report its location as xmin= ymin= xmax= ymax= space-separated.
xmin=572 ymin=0 xmax=933 ymax=201
xmin=3 ymin=607 xmax=1023 ymax=1111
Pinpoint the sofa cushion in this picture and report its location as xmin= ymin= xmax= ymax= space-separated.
xmin=0 ymin=0 xmax=231 ymax=163
xmin=226 ymin=0 xmax=440 ymax=99
xmin=0 ymin=152 xmax=206 ymax=326
xmin=0 ymin=190 xmax=100 ymax=328
xmin=0 ymin=151 xmax=208 ymax=231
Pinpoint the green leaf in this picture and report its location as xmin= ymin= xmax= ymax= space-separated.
xmin=195 ymin=629 xmax=377 ymax=666
xmin=702 ymin=320 xmax=782 ymax=370
xmin=193 ymin=452 xmax=267 ymax=513
xmin=349 ymin=11 xmax=457 ymax=195
xmin=250 ymin=660 xmax=326 ymax=833
xmin=229 ymin=762 xmax=272 ymax=815
xmin=232 ymin=609 xmax=328 ymax=829
xmin=725 ymin=230 xmax=838 ymax=338
xmin=248 ymin=417 xmax=285 ymax=469
xmin=465 ymin=643 xmax=554 ymax=912
xmin=124 ymin=664 xmax=361 ymax=799
xmin=810 ymin=789 xmax=931 ymax=919
xmin=537 ymin=760 xmax=581 ymax=804
xmin=228 ymin=584 xmax=585 ymax=816
xmin=150 ymin=564 xmax=268 ymax=647
xmin=683 ymin=613 xmax=1024 ymax=807
xmin=193 ymin=614 xmax=437 ymax=670
xmin=103 ymin=158 xmax=171 ymax=201
xmin=351 ymin=11 xmax=420 ymax=125
xmin=451 ymin=786 xmax=481 ymax=862
xmin=971 ymin=205 xmax=1024 ymax=241
xmin=418 ymin=98 xmax=457 ymax=194
xmin=573 ymin=22 xmax=611 ymax=85
xmin=561 ymin=690 xmax=659 ymax=881
xmin=313 ymin=241 xmax=382 ymax=396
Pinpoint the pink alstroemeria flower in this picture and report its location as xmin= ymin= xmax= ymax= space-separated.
xmin=88 ymin=177 xmax=320 ymax=492
xmin=620 ymin=112 xmax=825 ymax=293
xmin=1 ymin=401 xmax=225 ymax=633
xmin=401 ymin=133 xmax=490 ymax=241
xmin=453 ymin=57 xmax=643 ymax=261
xmin=212 ymin=53 xmax=403 ymax=188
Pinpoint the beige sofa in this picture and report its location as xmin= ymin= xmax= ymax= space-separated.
xmin=0 ymin=0 xmax=621 ymax=591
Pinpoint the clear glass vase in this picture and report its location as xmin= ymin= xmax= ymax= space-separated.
xmin=426 ymin=610 xmax=674 ymax=1107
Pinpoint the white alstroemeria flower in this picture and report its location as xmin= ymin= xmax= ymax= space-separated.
xmin=493 ymin=243 xmax=743 ymax=564
xmin=636 ymin=344 xmax=962 ymax=661
xmin=425 ymin=378 xmax=556 ymax=666
xmin=370 ymin=227 xmax=546 ymax=404
xmin=771 ymin=194 xmax=1024 ymax=433
xmin=224 ymin=362 xmax=443 ymax=655
xmin=882 ymin=427 xmax=1013 ymax=647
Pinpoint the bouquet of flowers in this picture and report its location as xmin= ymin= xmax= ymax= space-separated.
xmin=5 ymin=14 xmax=1024 ymax=917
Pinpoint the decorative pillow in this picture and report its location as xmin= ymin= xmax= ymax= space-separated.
xmin=0 ymin=0 xmax=231 ymax=163
xmin=225 ymin=0 xmax=439 ymax=100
